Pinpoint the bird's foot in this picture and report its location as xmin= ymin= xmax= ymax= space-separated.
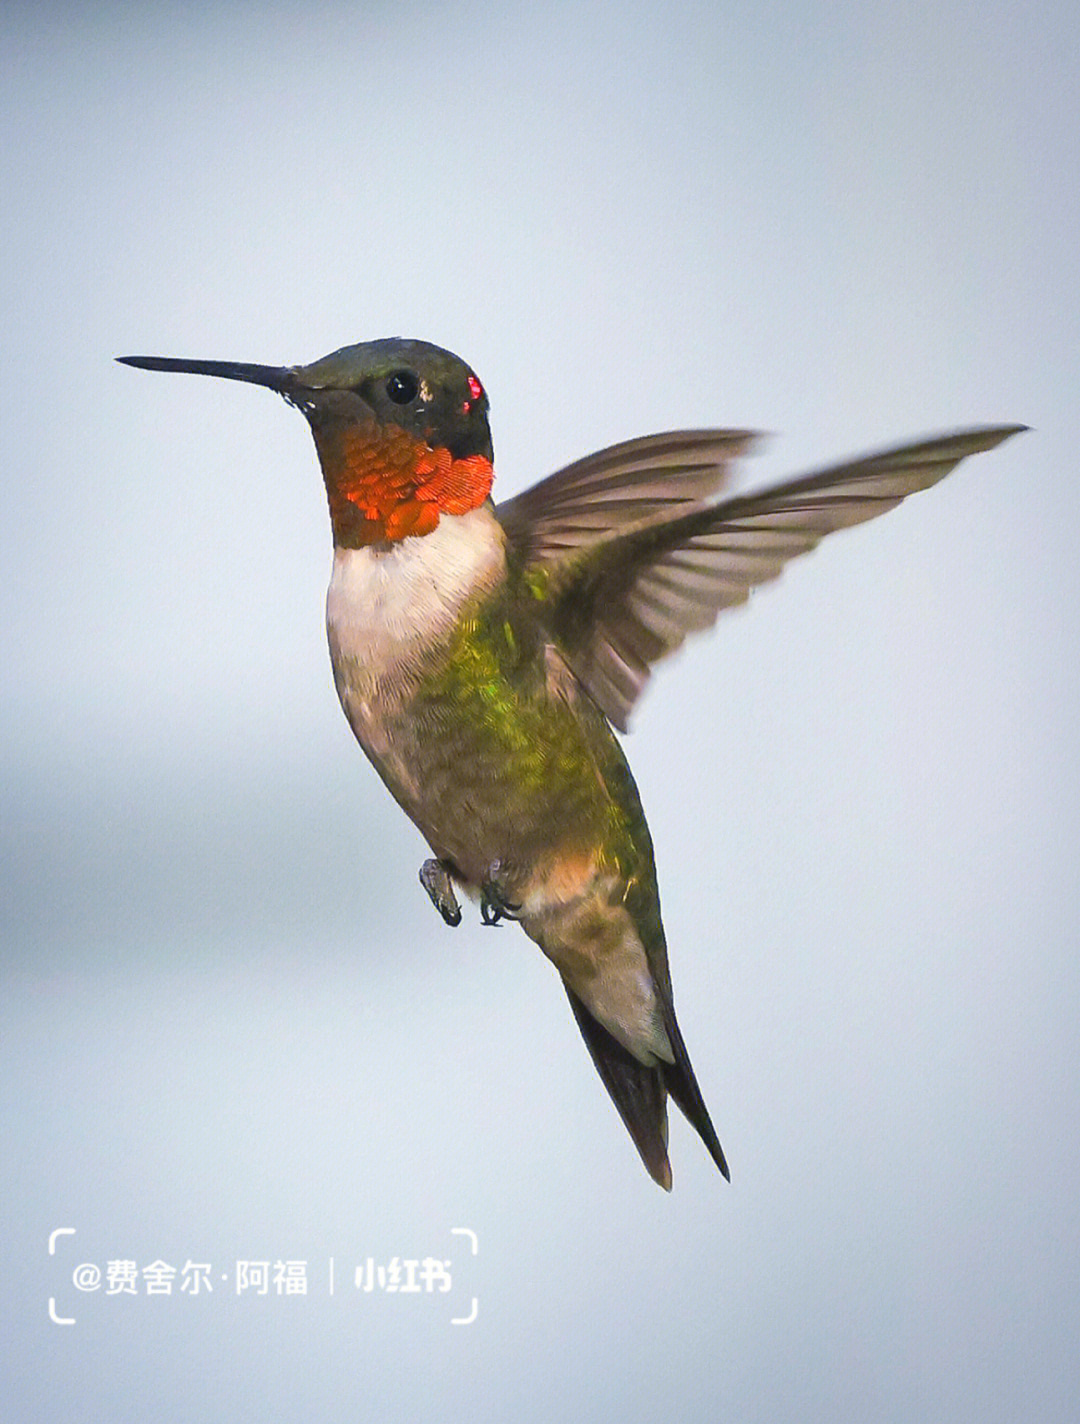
xmin=419 ymin=858 xmax=462 ymax=927
xmin=480 ymin=860 xmax=522 ymax=926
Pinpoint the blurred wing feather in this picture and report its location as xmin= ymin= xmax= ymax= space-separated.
xmin=497 ymin=429 xmax=761 ymax=563
xmin=508 ymin=425 xmax=1024 ymax=730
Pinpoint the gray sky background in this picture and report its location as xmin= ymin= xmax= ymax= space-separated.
xmin=3 ymin=2 xmax=1077 ymax=1420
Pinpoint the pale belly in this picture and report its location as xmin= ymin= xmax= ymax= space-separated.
xmin=325 ymin=506 xmax=597 ymax=889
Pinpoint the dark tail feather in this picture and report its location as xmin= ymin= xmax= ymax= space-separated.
xmin=659 ymin=1006 xmax=730 ymax=1182
xmin=565 ymin=985 xmax=730 ymax=1187
xmin=565 ymin=985 xmax=673 ymax=1189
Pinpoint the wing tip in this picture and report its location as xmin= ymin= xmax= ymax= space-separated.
xmin=954 ymin=422 xmax=1030 ymax=453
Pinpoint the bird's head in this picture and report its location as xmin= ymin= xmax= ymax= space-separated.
xmin=119 ymin=338 xmax=494 ymax=546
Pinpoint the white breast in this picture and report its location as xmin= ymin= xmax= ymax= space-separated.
xmin=325 ymin=504 xmax=507 ymax=691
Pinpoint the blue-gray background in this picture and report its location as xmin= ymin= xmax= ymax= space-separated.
xmin=3 ymin=2 xmax=1077 ymax=1420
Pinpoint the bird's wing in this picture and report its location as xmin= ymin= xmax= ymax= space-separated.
xmin=496 ymin=428 xmax=761 ymax=563
xmin=500 ymin=425 xmax=1025 ymax=731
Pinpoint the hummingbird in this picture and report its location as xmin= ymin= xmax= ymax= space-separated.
xmin=118 ymin=339 xmax=1023 ymax=1189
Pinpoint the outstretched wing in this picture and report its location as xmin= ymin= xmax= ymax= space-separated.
xmin=502 ymin=425 xmax=1025 ymax=731
xmin=497 ymin=428 xmax=761 ymax=564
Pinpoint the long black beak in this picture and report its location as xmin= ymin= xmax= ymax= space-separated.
xmin=116 ymin=355 xmax=293 ymax=393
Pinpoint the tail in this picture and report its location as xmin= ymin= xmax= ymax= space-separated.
xmin=565 ymin=985 xmax=729 ymax=1189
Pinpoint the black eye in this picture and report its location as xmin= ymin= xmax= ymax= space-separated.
xmin=385 ymin=370 xmax=419 ymax=404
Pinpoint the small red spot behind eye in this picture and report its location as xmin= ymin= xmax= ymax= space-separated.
xmin=467 ymin=374 xmax=483 ymax=402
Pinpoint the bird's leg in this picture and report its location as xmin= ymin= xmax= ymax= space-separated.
xmin=419 ymin=858 xmax=462 ymax=927
xmin=480 ymin=859 xmax=522 ymax=926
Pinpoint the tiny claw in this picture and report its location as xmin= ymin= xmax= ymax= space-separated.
xmin=479 ymin=860 xmax=522 ymax=927
xmin=419 ymin=859 xmax=462 ymax=927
